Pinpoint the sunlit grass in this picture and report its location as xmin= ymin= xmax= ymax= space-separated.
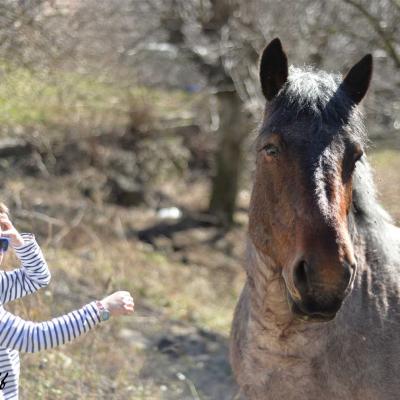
xmin=369 ymin=148 xmax=400 ymax=223
xmin=0 ymin=61 xmax=195 ymax=130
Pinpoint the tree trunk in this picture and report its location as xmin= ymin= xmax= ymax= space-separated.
xmin=209 ymin=90 xmax=248 ymax=226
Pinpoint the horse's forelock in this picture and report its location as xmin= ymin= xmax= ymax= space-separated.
xmin=262 ymin=66 xmax=367 ymax=147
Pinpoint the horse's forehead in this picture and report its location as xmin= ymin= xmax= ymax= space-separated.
xmin=264 ymin=105 xmax=344 ymax=142
xmin=272 ymin=122 xmax=344 ymax=155
xmin=263 ymin=68 xmax=356 ymax=145
xmin=282 ymin=125 xmax=334 ymax=142
xmin=260 ymin=126 xmax=344 ymax=179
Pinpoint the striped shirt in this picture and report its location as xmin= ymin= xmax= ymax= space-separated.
xmin=0 ymin=233 xmax=102 ymax=399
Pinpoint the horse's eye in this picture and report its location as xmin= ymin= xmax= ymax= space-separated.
xmin=262 ymin=144 xmax=280 ymax=157
xmin=354 ymin=148 xmax=363 ymax=163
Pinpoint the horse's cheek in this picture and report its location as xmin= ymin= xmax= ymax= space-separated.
xmin=249 ymin=185 xmax=274 ymax=254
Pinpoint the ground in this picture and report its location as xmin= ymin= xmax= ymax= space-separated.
xmin=4 ymin=174 xmax=246 ymax=400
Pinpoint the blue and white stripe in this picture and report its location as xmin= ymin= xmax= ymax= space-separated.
xmin=0 ymin=233 xmax=101 ymax=399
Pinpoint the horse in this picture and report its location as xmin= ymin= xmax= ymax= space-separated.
xmin=230 ymin=38 xmax=400 ymax=400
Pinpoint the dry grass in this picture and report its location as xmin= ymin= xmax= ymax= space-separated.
xmin=5 ymin=230 xmax=242 ymax=399
xmin=369 ymin=149 xmax=400 ymax=223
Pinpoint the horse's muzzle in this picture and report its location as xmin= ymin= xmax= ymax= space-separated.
xmin=287 ymin=293 xmax=341 ymax=322
xmin=286 ymin=257 xmax=355 ymax=321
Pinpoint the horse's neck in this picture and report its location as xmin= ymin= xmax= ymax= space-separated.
xmin=245 ymin=240 xmax=328 ymax=356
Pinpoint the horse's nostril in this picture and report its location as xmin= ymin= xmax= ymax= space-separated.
xmin=343 ymin=261 xmax=356 ymax=282
xmin=293 ymin=260 xmax=310 ymax=295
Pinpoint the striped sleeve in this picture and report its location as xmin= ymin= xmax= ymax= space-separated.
xmin=0 ymin=302 xmax=101 ymax=353
xmin=0 ymin=233 xmax=51 ymax=305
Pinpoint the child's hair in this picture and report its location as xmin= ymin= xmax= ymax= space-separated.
xmin=0 ymin=203 xmax=9 ymax=215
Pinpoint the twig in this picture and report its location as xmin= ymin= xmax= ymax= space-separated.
xmin=342 ymin=0 xmax=400 ymax=69
xmin=186 ymin=377 xmax=202 ymax=400
xmin=14 ymin=209 xmax=65 ymax=226
xmin=52 ymin=209 xmax=86 ymax=245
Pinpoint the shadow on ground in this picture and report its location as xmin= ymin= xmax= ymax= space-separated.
xmin=121 ymin=302 xmax=240 ymax=400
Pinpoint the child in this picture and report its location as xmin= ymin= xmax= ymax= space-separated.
xmin=0 ymin=204 xmax=134 ymax=399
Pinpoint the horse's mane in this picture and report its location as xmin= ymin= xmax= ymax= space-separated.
xmin=266 ymin=66 xmax=367 ymax=147
xmin=351 ymin=157 xmax=393 ymax=228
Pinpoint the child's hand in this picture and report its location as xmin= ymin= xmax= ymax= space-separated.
xmin=0 ymin=213 xmax=24 ymax=247
xmin=100 ymin=291 xmax=134 ymax=317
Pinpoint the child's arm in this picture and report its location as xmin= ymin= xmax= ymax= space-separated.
xmin=0 ymin=291 xmax=133 ymax=353
xmin=0 ymin=233 xmax=51 ymax=304
xmin=0 ymin=301 xmax=100 ymax=353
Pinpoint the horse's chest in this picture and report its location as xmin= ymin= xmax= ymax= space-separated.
xmin=241 ymin=337 xmax=320 ymax=398
xmin=241 ymin=352 xmax=324 ymax=400
xmin=239 ymin=327 xmax=332 ymax=400
xmin=242 ymin=335 xmax=399 ymax=400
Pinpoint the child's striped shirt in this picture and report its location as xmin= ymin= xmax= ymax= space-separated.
xmin=0 ymin=233 xmax=102 ymax=399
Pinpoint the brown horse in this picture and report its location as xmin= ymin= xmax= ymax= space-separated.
xmin=230 ymin=38 xmax=400 ymax=400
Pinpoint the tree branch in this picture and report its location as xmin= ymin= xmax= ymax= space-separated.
xmin=343 ymin=0 xmax=400 ymax=68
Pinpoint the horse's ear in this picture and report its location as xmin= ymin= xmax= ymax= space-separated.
xmin=259 ymin=38 xmax=288 ymax=101
xmin=342 ymin=54 xmax=373 ymax=104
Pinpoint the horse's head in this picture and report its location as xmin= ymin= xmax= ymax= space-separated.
xmin=249 ymin=38 xmax=372 ymax=321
